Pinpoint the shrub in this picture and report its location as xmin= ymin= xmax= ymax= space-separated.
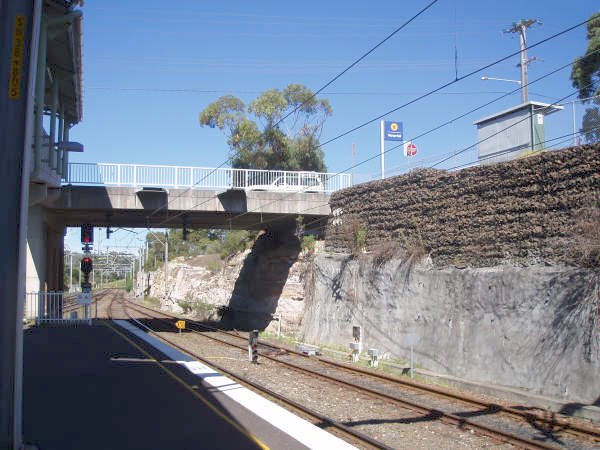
xmin=341 ymin=217 xmax=367 ymax=257
xmin=207 ymin=261 xmax=222 ymax=273
xmin=573 ymin=200 xmax=600 ymax=269
xmin=301 ymin=235 xmax=316 ymax=254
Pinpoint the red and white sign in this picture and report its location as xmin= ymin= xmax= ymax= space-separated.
xmin=404 ymin=142 xmax=418 ymax=157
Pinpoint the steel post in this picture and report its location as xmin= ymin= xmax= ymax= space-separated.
xmin=0 ymin=1 xmax=39 ymax=448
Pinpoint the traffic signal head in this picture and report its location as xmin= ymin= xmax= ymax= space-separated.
xmin=80 ymin=256 xmax=93 ymax=274
xmin=81 ymin=224 xmax=94 ymax=244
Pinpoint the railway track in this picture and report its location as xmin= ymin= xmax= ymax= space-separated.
xmin=107 ymin=296 xmax=391 ymax=450
xmin=107 ymin=296 xmax=600 ymax=449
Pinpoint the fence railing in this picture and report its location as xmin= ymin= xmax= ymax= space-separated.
xmin=24 ymin=292 xmax=93 ymax=325
xmin=65 ymin=163 xmax=352 ymax=193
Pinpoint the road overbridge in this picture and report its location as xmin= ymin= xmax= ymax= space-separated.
xmin=48 ymin=185 xmax=332 ymax=230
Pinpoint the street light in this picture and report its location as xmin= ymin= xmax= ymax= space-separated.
xmin=481 ymin=76 xmax=521 ymax=85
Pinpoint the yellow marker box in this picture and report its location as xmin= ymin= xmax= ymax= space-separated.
xmin=9 ymin=15 xmax=26 ymax=100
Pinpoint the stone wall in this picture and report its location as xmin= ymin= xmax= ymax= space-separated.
xmin=300 ymin=254 xmax=600 ymax=403
xmin=326 ymin=145 xmax=600 ymax=267
xmin=301 ymin=145 xmax=600 ymax=403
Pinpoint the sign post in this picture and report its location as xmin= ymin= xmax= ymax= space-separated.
xmin=175 ymin=320 xmax=186 ymax=334
xmin=381 ymin=121 xmax=404 ymax=179
xmin=380 ymin=121 xmax=385 ymax=180
xmin=404 ymin=333 xmax=420 ymax=378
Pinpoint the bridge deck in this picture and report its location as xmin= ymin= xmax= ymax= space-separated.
xmin=48 ymin=185 xmax=330 ymax=229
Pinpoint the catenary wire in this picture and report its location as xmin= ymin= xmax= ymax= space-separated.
xmin=271 ymin=0 xmax=441 ymax=129
xmin=217 ymin=53 xmax=597 ymax=228
xmin=141 ymin=17 xmax=592 ymax=233
xmin=147 ymin=54 xmax=593 ymax=233
xmin=139 ymin=2 xmax=441 ymax=224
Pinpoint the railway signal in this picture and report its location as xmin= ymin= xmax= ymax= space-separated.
xmin=80 ymin=256 xmax=93 ymax=275
xmin=81 ymin=223 xmax=94 ymax=244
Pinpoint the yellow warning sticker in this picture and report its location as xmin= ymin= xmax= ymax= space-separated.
xmin=9 ymin=15 xmax=26 ymax=100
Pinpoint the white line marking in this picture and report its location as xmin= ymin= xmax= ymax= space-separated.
xmin=114 ymin=319 xmax=356 ymax=450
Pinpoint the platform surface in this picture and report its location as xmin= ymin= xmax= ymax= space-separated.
xmin=22 ymin=321 xmax=348 ymax=450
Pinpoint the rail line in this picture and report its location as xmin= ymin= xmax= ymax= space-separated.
xmin=115 ymin=298 xmax=600 ymax=449
xmin=122 ymin=298 xmax=600 ymax=444
xmin=107 ymin=296 xmax=391 ymax=450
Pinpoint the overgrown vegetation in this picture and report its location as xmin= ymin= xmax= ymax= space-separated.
xmin=177 ymin=300 xmax=217 ymax=316
xmin=143 ymin=296 xmax=161 ymax=307
xmin=144 ymin=228 xmax=256 ymax=271
xmin=570 ymin=12 xmax=600 ymax=143
xmin=341 ymin=217 xmax=367 ymax=257
xmin=573 ymin=200 xmax=600 ymax=269
xmin=301 ymin=235 xmax=316 ymax=254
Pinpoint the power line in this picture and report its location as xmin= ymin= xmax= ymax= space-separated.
xmin=272 ymin=0 xmax=441 ymax=129
xmin=140 ymin=2 xmax=440 ymax=226
xmin=141 ymin=17 xmax=592 ymax=233
xmin=147 ymin=52 xmax=593 ymax=233
xmin=231 ymin=82 xmax=595 ymax=233
xmin=318 ymin=17 xmax=592 ymax=148
xmin=218 ymin=49 xmax=596 ymax=228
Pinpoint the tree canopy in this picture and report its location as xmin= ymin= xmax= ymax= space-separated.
xmin=570 ymin=12 xmax=600 ymax=143
xmin=199 ymin=84 xmax=331 ymax=171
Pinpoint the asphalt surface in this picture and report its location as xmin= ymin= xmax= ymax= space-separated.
xmin=22 ymin=322 xmax=310 ymax=450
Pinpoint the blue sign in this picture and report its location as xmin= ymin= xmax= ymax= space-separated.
xmin=384 ymin=121 xmax=403 ymax=141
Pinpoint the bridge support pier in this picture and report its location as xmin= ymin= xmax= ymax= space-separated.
xmin=26 ymin=205 xmax=65 ymax=294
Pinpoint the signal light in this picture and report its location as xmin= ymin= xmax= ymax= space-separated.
xmin=80 ymin=256 xmax=93 ymax=274
xmin=81 ymin=224 xmax=94 ymax=244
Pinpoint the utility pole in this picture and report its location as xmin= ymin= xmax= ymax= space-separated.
xmin=505 ymin=19 xmax=540 ymax=103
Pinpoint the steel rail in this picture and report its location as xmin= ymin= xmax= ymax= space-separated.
xmin=126 ymin=300 xmax=600 ymax=442
xmin=123 ymin=300 xmax=565 ymax=450
xmin=109 ymin=298 xmax=391 ymax=450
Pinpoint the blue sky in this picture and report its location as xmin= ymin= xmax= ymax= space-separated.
xmin=65 ymin=0 xmax=599 ymax=253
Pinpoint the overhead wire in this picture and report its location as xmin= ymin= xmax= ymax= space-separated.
xmin=233 ymin=82 xmax=596 ymax=234
xmin=139 ymin=1 xmax=442 ymax=226
xmin=140 ymin=16 xmax=593 ymax=234
xmin=147 ymin=36 xmax=593 ymax=234
xmin=271 ymin=0 xmax=441 ymax=129
xmin=217 ymin=45 xmax=598 ymax=229
xmin=300 ymin=125 xmax=600 ymax=237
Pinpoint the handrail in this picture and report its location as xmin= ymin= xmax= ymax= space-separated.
xmin=65 ymin=163 xmax=352 ymax=193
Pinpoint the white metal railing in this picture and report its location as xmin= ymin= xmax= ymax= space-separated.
xmin=65 ymin=163 xmax=352 ymax=193
xmin=25 ymin=292 xmax=92 ymax=325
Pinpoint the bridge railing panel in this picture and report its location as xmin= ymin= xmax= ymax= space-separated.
xmin=66 ymin=163 xmax=353 ymax=193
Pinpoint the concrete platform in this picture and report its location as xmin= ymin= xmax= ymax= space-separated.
xmin=22 ymin=321 xmax=353 ymax=450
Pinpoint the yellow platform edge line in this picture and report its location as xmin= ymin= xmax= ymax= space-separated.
xmin=104 ymin=320 xmax=270 ymax=450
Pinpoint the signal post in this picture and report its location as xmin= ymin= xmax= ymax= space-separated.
xmin=79 ymin=224 xmax=94 ymax=320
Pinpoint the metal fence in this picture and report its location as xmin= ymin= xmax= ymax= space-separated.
xmin=65 ymin=163 xmax=352 ymax=193
xmin=24 ymin=292 xmax=93 ymax=325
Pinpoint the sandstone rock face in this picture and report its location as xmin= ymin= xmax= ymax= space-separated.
xmin=138 ymin=234 xmax=311 ymax=335
xmin=301 ymin=253 xmax=600 ymax=403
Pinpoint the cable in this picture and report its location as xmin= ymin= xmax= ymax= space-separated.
xmin=147 ymin=56 xmax=592 ymax=233
xmin=140 ymin=17 xmax=592 ymax=233
xmin=272 ymin=0 xmax=441 ymax=129
xmin=219 ymin=52 xmax=596 ymax=229
xmin=139 ymin=1 xmax=441 ymax=225
xmin=236 ymin=89 xmax=597 ymax=235
xmin=318 ymin=17 xmax=593 ymax=148
xmin=300 ymin=126 xmax=599 ymax=237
